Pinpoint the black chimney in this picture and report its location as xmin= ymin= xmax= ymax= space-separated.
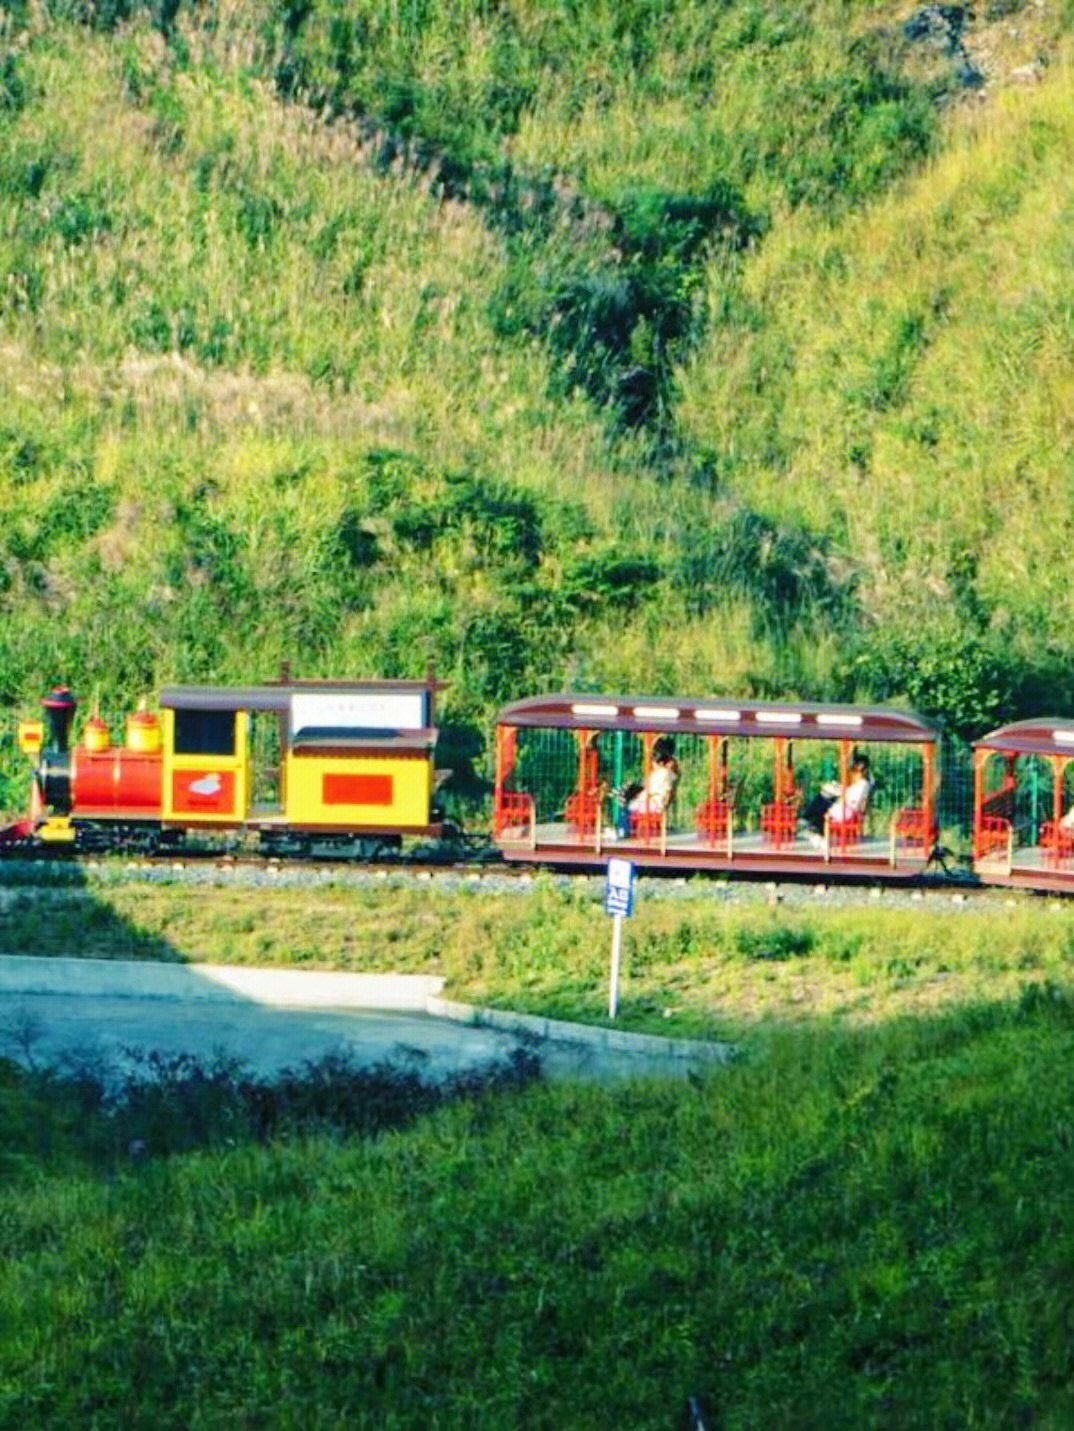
xmin=42 ymin=687 xmax=77 ymax=755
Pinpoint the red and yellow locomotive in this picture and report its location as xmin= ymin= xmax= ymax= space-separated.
xmin=10 ymin=675 xmax=443 ymax=855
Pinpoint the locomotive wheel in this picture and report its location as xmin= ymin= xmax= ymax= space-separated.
xmin=73 ymin=823 xmax=177 ymax=855
xmin=258 ymin=830 xmax=315 ymax=859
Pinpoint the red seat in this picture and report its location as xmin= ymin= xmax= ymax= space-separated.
xmin=975 ymin=814 xmax=1011 ymax=861
xmin=893 ymin=806 xmax=937 ymax=855
xmin=826 ymin=810 xmax=864 ymax=851
xmin=1040 ymin=820 xmax=1074 ymax=867
xmin=565 ymin=785 xmax=601 ymax=836
xmin=493 ymin=791 xmax=534 ymax=839
xmin=695 ymin=798 xmax=732 ymax=846
xmin=761 ymin=799 xmax=798 ymax=848
xmin=629 ymin=808 xmax=665 ymax=846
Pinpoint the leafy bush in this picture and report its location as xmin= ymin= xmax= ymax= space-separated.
xmin=6 ymin=481 xmax=116 ymax=565
xmin=40 ymin=0 xmax=188 ymax=35
xmin=43 ymin=188 xmax=113 ymax=246
xmin=127 ymin=298 xmax=172 ymax=351
xmin=0 ymin=141 xmax=54 ymax=202
xmin=0 ymin=53 xmax=26 ymax=114
xmin=560 ymin=550 xmax=662 ymax=613
xmin=524 ymin=183 xmax=763 ymax=430
xmin=846 ymin=621 xmax=1009 ymax=738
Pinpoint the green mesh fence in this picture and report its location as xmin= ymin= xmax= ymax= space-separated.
xmin=512 ymin=727 xmax=583 ymax=825
xmin=509 ymin=726 xmax=938 ymax=844
xmin=938 ymin=736 xmax=974 ymax=850
xmin=1013 ymin=757 xmax=1074 ymax=846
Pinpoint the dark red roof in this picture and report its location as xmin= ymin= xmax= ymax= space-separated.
xmin=975 ymin=719 xmax=1074 ymax=758
xmin=496 ymin=693 xmax=937 ymax=744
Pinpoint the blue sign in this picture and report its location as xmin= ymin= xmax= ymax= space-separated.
xmin=604 ymin=857 xmax=636 ymax=918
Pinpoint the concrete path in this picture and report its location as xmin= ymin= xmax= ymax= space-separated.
xmin=0 ymin=992 xmax=527 ymax=1082
xmin=0 ymin=957 xmax=731 ymax=1083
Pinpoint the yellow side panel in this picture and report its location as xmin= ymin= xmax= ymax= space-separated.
xmin=161 ymin=709 xmax=250 ymax=825
xmin=284 ymin=754 xmax=432 ymax=829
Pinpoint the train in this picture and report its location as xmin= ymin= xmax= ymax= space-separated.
xmin=2 ymin=675 xmax=1073 ymax=895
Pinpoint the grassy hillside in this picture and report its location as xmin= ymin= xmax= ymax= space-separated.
xmin=5 ymin=12 xmax=1074 ymax=1421
xmin=679 ymin=43 xmax=1074 ymax=725
xmin=4 ymin=987 xmax=1074 ymax=1425
xmin=0 ymin=1 xmax=1072 ymax=812
xmin=0 ymin=27 xmax=619 ymax=714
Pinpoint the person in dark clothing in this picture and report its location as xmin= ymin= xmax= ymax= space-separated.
xmin=801 ymin=755 xmax=871 ymax=837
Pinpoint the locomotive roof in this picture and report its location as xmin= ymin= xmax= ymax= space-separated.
xmin=975 ymin=718 xmax=1074 ymax=758
xmin=160 ymin=678 xmax=440 ymax=714
xmin=495 ymin=693 xmax=937 ymax=744
xmin=160 ymin=679 xmax=440 ymax=752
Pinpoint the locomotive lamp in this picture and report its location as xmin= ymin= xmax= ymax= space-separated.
xmin=16 ymin=720 xmax=43 ymax=755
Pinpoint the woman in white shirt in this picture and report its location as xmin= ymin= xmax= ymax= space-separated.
xmin=612 ymin=737 xmax=679 ymax=837
xmin=802 ymin=756 xmax=871 ymax=835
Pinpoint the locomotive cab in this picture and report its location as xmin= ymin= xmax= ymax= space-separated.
xmin=158 ymin=676 xmax=443 ymax=849
xmin=9 ymin=675 xmax=443 ymax=857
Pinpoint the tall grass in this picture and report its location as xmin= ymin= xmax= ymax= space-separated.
xmin=679 ymin=45 xmax=1074 ymax=720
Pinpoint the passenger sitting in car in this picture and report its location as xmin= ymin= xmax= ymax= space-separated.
xmin=800 ymin=755 xmax=871 ymax=837
xmin=609 ymin=737 xmax=679 ymax=838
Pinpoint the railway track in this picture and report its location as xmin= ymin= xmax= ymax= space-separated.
xmin=0 ymin=844 xmax=1041 ymax=913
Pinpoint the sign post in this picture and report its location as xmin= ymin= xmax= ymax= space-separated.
xmin=603 ymin=857 xmax=636 ymax=1019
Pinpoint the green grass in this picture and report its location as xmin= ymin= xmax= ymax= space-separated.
xmin=678 ymin=44 xmax=1074 ymax=723
xmin=3 ymin=990 xmax=1074 ymax=1425
xmin=4 ymin=878 xmax=1074 ymax=1043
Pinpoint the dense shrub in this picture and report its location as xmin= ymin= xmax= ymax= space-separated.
xmin=0 ymin=53 xmax=26 ymax=114
xmin=845 ymin=621 xmax=1009 ymax=738
xmin=734 ymin=921 xmax=816 ymax=961
xmin=518 ymin=183 xmax=764 ymax=429
xmin=559 ymin=550 xmax=662 ymax=612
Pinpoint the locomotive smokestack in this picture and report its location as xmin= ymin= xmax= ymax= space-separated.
xmin=42 ymin=687 xmax=77 ymax=755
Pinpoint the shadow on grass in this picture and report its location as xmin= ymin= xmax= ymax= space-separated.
xmin=5 ymin=979 xmax=1074 ymax=1428
xmin=0 ymin=872 xmax=180 ymax=961
xmin=0 ymin=1044 xmax=541 ymax=1178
